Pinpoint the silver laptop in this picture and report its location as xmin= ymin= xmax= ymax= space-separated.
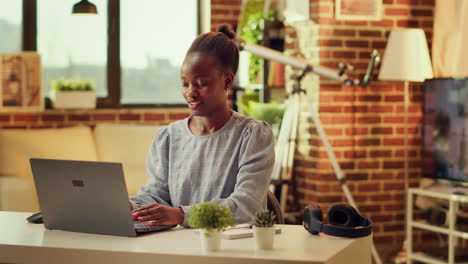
xmin=29 ymin=158 xmax=175 ymax=237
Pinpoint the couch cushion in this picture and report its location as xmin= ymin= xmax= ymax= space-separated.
xmin=0 ymin=126 xmax=99 ymax=211
xmin=94 ymin=123 xmax=161 ymax=196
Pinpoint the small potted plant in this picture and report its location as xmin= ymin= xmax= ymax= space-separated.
xmin=51 ymin=79 xmax=96 ymax=109
xmin=188 ymin=202 xmax=236 ymax=252
xmin=253 ymin=210 xmax=276 ymax=250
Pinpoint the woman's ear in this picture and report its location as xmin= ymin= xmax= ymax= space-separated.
xmin=224 ymin=73 xmax=234 ymax=91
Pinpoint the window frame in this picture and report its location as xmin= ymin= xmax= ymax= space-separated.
xmin=21 ymin=0 xmax=204 ymax=108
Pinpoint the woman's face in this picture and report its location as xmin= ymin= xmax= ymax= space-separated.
xmin=181 ymin=52 xmax=233 ymax=117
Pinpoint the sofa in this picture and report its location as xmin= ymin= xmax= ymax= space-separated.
xmin=0 ymin=123 xmax=162 ymax=212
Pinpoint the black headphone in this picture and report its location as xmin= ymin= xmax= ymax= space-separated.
xmin=303 ymin=204 xmax=373 ymax=238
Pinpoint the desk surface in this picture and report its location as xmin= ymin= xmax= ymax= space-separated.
xmin=0 ymin=211 xmax=371 ymax=264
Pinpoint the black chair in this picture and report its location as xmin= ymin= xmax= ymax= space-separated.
xmin=267 ymin=189 xmax=284 ymax=224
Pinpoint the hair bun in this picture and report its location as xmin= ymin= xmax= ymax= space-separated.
xmin=218 ymin=24 xmax=236 ymax=40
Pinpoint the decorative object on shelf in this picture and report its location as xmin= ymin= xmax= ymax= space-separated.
xmin=72 ymin=0 xmax=97 ymax=15
xmin=0 ymin=52 xmax=43 ymax=112
xmin=378 ymin=28 xmax=433 ymax=264
xmin=335 ymin=0 xmax=382 ymax=21
xmin=187 ymin=202 xmax=236 ymax=252
xmin=253 ymin=210 xmax=276 ymax=250
xmin=51 ymin=79 xmax=96 ymax=109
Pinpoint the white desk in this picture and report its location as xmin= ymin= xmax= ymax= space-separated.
xmin=0 ymin=211 xmax=371 ymax=264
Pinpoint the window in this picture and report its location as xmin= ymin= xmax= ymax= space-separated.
xmin=120 ymin=0 xmax=198 ymax=104
xmin=10 ymin=0 xmax=204 ymax=107
xmin=38 ymin=0 xmax=108 ymax=98
xmin=0 ymin=0 xmax=22 ymax=52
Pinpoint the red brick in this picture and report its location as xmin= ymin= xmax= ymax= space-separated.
xmin=372 ymin=172 xmax=394 ymax=180
xmin=359 ymin=30 xmax=381 ymax=38
xmin=344 ymin=20 xmax=367 ymax=26
xmin=357 ymin=138 xmax=380 ymax=146
xmin=420 ymin=0 xmax=435 ymax=5
xmin=169 ymin=113 xmax=189 ymax=120
xmin=358 ymin=161 xmax=379 ymax=169
xmin=317 ymin=195 xmax=343 ymax=203
xmin=384 ymin=224 xmax=404 ymax=231
xmin=359 ymin=204 xmax=381 ymax=213
xmin=13 ymin=114 xmax=39 ymax=122
xmin=411 ymin=9 xmax=433 ymax=17
xmin=323 ymin=128 xmax=343 ymax=136
xmin=319 ymin=39 xmax=342 ymax=47
xmin=42 ymin=114 xmax=65 ymax=122
xmin=384 ymin=95 xmax=404 ymax=102
xmin=371 ymin=214 xmax=393 ymax=222
xmin=346 ymin=173 xmax=368 ymax=181
xmin=93 ymin=114 xmax=116 ymax=121
xmin=372 ymin=41 xmax=387 ymax=49
xmin=397 ymin=20 xmax=420 ymax=27
xmin=358 ymin=95 xmax=381 ymax=102
xmin=333 ymin=29 xmax=356 ymax=37
xmin=0 ymin=114 xmax=10 ymax=122
xmin=344 ymin=150 xmax=366 ymax=159
xmin=371 ymin=20 xmax=394 ymax=27
xmin=357 ymin=116 xmax=381 ymax=124
xmin=383 ymin=116 xmax=404 ymax=123
xmin=144 ymin=114 xmax=165 ymax=121
xmin=385 ymin=8 xmax=410 ymax=16
xmin=345 ymin=127 xmax=368 ymax=136
xmin=119 ymin=114 xmax=141 ymax=121
xmin=343 ymin=106 xmax=368 ymax=113
xmin=383 ymin=203 xmax=405 ymax=211
xmin=69 ymin=114 xmax=90 ymax=121
xmin=332 ymin=51 xmax=356 ymax=59
xmin=370 ymin=150 xmax=392 ymax=158
xmin=383 ymin=138 xmax=405 ymax=146
xmin=320 ymin=106 xmax=342 ymax=113
xmin=384 ymin=182 xmax=404 ymax=190
xmin=371 ymin=127 xmax=393 ymax=135
xmin=331 ymin=139 xmax=355 ymax=147
xmin=211 ymin=9 xmax=229 ymax=15
xmin=345 ymin=40 xmax=369 ymax=48
xmin=384 ymin=161 xmax=404 ymax=169
xmin=320 ymin=116 xmax=354 ymax=124
xmin=357 ymin=183 xmax=381 ymax=192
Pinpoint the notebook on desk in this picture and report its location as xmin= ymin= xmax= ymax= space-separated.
xmin=29 ymin=158 xmax=175 ymax=237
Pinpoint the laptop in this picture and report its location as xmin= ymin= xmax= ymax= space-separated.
xmin=29 ymin=158 xmax=176 ymax=237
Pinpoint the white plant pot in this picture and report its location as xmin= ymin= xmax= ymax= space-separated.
xmin=253 ymin=226 xmax=275 ymax=250
xmin=53 ymin=91 xmax=96 ymax=109
xmin=200 ymin=229 xmax=222 ymax=252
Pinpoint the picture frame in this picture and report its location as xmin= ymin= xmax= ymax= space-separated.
xmin=0 ymin=52 xmax=43 ymax=112
xmin=335 ymin=0 xmax=382 ymax=21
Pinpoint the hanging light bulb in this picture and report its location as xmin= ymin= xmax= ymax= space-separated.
xmin=72 ymin=0 xmax=98 ymax=15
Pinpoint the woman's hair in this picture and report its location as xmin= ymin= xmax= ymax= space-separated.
xmin=186 ymin=25 xmax=239 ymax=75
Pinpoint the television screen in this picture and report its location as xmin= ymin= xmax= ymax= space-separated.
xmin=423 ymin=78 xmax=468 ymax=187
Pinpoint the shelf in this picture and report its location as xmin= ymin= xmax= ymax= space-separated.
xmin=411 ymin=221 xmax=468 ymax=239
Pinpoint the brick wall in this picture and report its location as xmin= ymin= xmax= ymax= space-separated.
xmin=0 ymin=109 xmax=190 ymax=129
xmin=296 ymin=0 xmax=435 ymax=248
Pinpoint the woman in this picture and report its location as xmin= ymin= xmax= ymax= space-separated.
xmin=130 ymin=25 xmax=275 ymax=226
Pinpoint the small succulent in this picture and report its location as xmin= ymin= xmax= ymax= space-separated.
xmin=253 ymin=210 xmax=276 ymax=227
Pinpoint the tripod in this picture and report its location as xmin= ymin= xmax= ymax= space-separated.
xmin=270 ymin=68 xmax=383 ymax=264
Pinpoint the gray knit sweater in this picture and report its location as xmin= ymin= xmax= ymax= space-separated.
xmin=130 ymin=111 xmax=275 ymax=225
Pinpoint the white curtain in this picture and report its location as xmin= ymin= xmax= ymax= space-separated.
xmin=432 ymin=0 xmax=468 ymax=78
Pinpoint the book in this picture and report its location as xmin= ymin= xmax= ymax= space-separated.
xmin=222 ymin=225 xmax=282 ymax=240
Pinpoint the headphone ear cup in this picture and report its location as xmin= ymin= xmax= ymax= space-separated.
xmin=303 ymin=204 xmax=324 ymax=234
xmin=328 ymin=204 xmax=359 ymax=228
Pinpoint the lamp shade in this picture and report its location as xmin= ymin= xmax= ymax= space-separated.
xmin=72 ymin=0 xmax=97 ymax=14
xmin=378 ymin=29 xmax=433 ymax=82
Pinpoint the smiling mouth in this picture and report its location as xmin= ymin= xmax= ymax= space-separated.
xmin=187 ymin=101 xmax=202 ymax=109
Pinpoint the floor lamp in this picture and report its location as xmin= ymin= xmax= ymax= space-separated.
xmin=378 ymin=28 xmax=434 ymax=263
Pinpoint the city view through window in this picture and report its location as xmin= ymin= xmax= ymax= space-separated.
xmin=0 ymin=0 xmax=198 ymax=104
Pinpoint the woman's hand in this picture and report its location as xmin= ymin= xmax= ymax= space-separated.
xmin=132 ymin=203 xmax=184 ymax=226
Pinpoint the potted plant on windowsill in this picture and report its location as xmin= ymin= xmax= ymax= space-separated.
xmin=253 ymin=210 xmax=276 ymax=250
xmin=187 ymin=202 xmax=236 ymax=252
xmin=51 ymin=79 xmax=96 ymax=109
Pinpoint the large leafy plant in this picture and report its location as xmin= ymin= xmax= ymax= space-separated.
xmin=188 ymin=202 xmax=236 ymax=236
